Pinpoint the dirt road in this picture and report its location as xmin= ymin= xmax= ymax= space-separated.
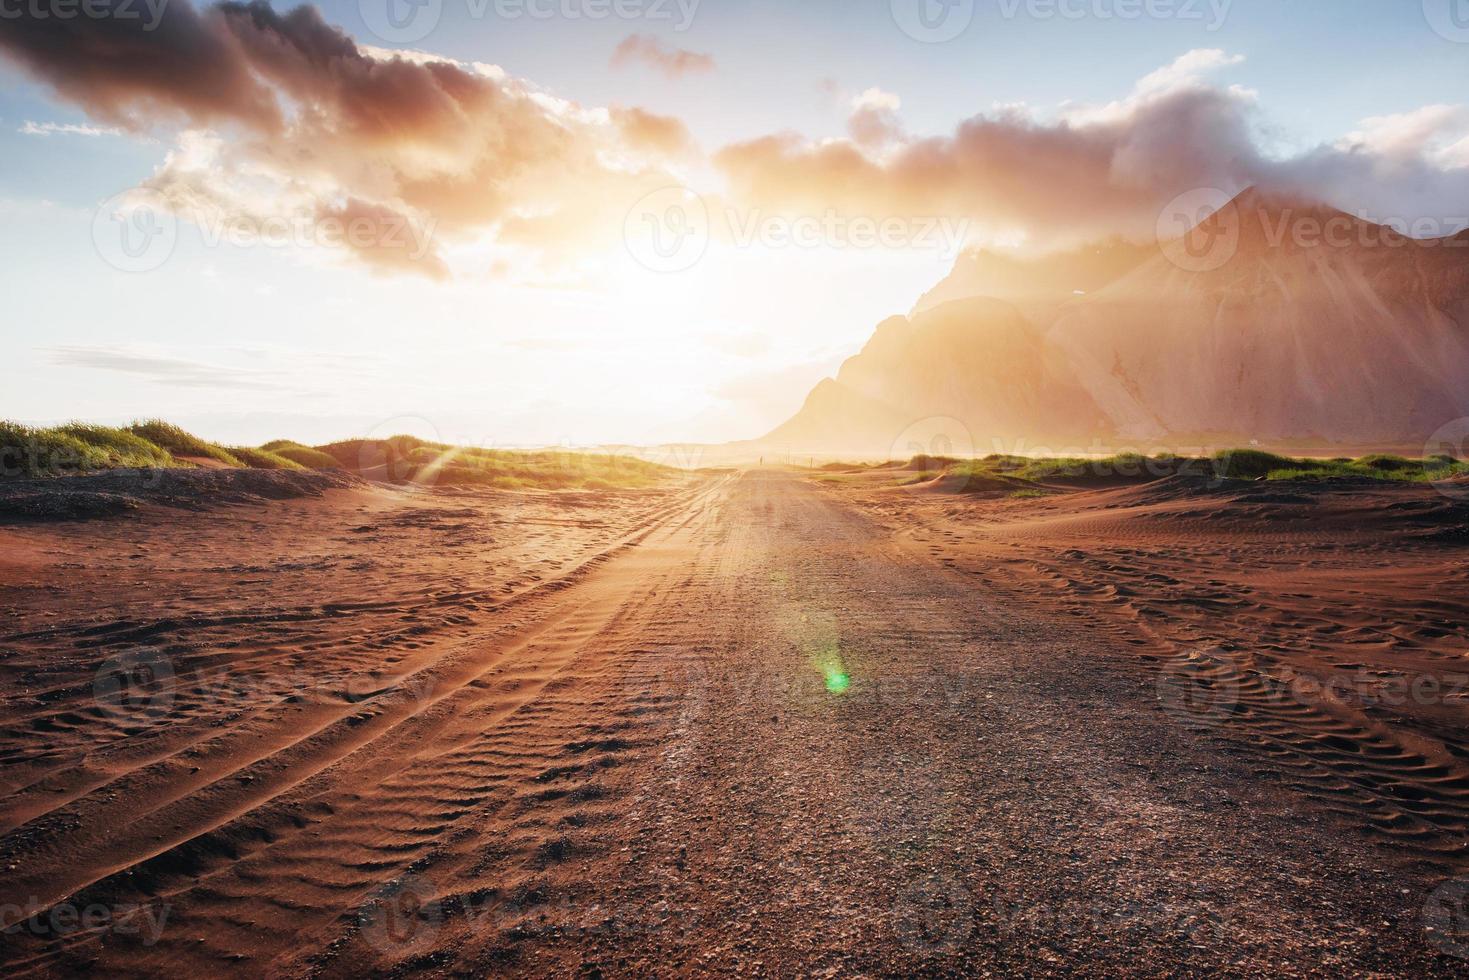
xmin=1 ymin=470 xmax=1464 ymax=976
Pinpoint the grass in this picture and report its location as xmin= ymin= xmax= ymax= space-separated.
xmin=2 ymin=420 xmax=680 ymax=490
xmin=1208 ymin=449 xmax=1298 ymax=480
xmin=813 ymin=447 xmax=1469 ymax=494
xmin=948 ymin=452 xmax=1203 ymax=485
xmin=54 ymin=423 xmax=173 ymax=468
xmin=12 ymin=417 xmax=1464 ymax=494
xmin=226 ymin=446 xmax=305 ymax=471
xmin=313 ymin=437 xmax=673 ymax=490
xmin=1262 ymin=457 xmax=1468 ymax=483
xmin=1 ymin=421 xmax=109 ymax=477
xmin=261 ymin=441 xmax=343 ymax=469
xmin=128 ymin=420 xmax=243 ymax=467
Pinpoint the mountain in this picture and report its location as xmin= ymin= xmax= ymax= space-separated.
xmin=760 ymin=189 xmax=1469 ymax=456
xmin=912 ymin=237 xmax=1155 ymax=317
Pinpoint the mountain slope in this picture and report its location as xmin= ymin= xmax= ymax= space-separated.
xmin=762 ymin=299 xmax=1110 ymax=456
xmin=762 ymin=189 xmax=1469 ymax=454
xmin=1051 ymin=190 xmax=1469 ymax=442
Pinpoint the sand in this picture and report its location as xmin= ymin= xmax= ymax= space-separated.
xmin=2 ymin=468 xmax=1468 ymax=975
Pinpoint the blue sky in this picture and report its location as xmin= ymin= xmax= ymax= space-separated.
xmin=2 ymin=0 xmax=1467 ymax=446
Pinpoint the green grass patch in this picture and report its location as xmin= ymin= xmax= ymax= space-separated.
xmin=4 ymin=422 xmax=680 ymax=488
xmin=54 ymin=423 xmax=173 ymax=468
xmin=906 ymin=454 xmax=960 ymax=471
xmin=227 ymin=446 xmax=305 ymax=471
xmin=261 ymin=441 xmax=343 ymax=469
xmin=950 ymin=452 xmax=1197 ymax=485
xmin=312 ymin=436 xmax=674 ymax=489
xmin=1209 ymin=449 xmax=1302 ymax=480
xmin=128 ymin=420 xmax=242 ymax=467
xmin=1264 ymin=456 xmax=1468 ymax=483
xmin=866 ymin=447 xmax=1469 ymax=492
xmin=1 ymin=421 xmax=109 ymax=477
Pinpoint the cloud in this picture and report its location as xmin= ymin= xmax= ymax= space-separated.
xmin=704 ymin=330 xmax=773 ymax=358
xmin=0 ymin=0 xmax=690 ymax=280
xmin=1338 ymin=105 xmax=1469 ymax=167
xmin=610 ymin=106 xmax=695 ymax=157
xmin=714 ymin=49 xmax=1469 ymax=250
xmin=610 ymin=34 xmax=714 ymax=78
xmin=848 ymin=88 xmax=904 ymax=149
xmin=0 ymin=0 xmax=281 ymax=130
xmin=313 ymin=197 xmax=449 ymax=281
xmin=19 ymin=120 xmax=124 ymax=137
xmin=5 ymin=12 xmax=1469 ymax=280
xmin=44 ymin=343 xmax=385 ymax=392
xmin=44 ymin=345 xmax=297 ymax=390
xmin=1132 ymin=48 xmax=1245 ymax=98
xmin=715 ymin=356 xmax=846 ymax=424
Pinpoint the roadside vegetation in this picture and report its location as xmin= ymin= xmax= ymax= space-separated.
xmin=811 ymin=448 xmax=1468 ymax=493
xmin=1 ymin=421 xmax=678 ymax=489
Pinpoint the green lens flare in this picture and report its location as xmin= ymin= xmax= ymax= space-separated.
xmin=824 ymin=666 xmax=851 ymax=694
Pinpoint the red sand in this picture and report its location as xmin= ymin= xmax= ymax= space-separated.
xmin=2 ymin=469 xmax=1468 ymax=975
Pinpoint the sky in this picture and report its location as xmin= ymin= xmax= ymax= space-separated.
xmin=2 ymin=0 xmax=1468 ymax=447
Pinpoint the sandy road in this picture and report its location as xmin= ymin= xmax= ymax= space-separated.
xmin=1 ymin=470 xmax=1464 ymax=976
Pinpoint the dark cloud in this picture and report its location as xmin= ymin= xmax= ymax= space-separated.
xmin=0 ymin=0 xmax=280 ymax=130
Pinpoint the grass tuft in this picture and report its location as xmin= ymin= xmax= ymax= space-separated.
xmin=261 ymin=441 xmax=343 ymax=469
xmin=227 ymin=446 xmax=306 ymax=471
xmin=128 ymin=420 xmax=243 ymax=467
xmin=4 ymin=420 xmax=681 ymax=488
xmin=0 ymin=421 xmax=108 ymax=477
xmin=54 ymin=423 xmax=173 ymax=468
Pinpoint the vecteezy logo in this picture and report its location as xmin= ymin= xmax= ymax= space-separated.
xmin=1424 ymin=876 xmax=1469 ymax=959
xmin=91 ymin=189 xmax=178 ymax=273
xmin=1156 ymin=187 xmax=1241 ymax=273
xmin=891 ymin=0 xmax=975 ymax=42
xmin=888 ymin=416 xmax=975 ymax=487
xmin=1424 ymin=0 xmax=1469 ymax=42
xmin=891 ymin=873 xmax=973 ymax=956
xmin=93 ymin=647 xmax=176 ymax=725
xmin=356 ymin=415 xmax=444 ymax=487
xmin=358 ymin=873 xmax=446 ymax=955
xmin=1424 ymin=418 xmax=1469 ymax=501
xmin=623 ymin=186 xmax=710 ymax=273
xmin=359 ymin=0 xmax=443 ymax=43
xmin=1154 ymin=650 xmax=1241 ymax=731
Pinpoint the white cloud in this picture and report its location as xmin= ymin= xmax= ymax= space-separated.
xmin=19 ymin=120 xmax=122 ymax=137
xmin=1133 ymin=48 xmax=1245 ymax=97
